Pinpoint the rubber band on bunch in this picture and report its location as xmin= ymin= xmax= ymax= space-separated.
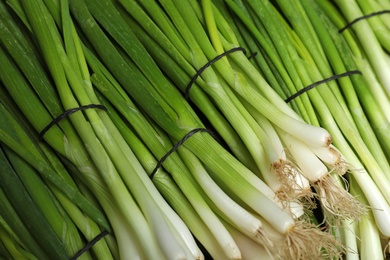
xmin=184 ymin=47 xmax=248 ymax=100
xmin=285 ymin=70 xmax=362 ymax=103
xmin=38 ymin=104 xmax=107 ymax=140
xmin=150 ymin=128 xmax=216 ymax=179
xmin=339 ymin=10 xmax=390 ymax=33
xmin=71 ymin=231 xmax=109 ymax=260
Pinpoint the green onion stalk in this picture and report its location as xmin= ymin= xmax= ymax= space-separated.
xmin=0 ymin=41 xmax=116 ymax=260
xmin=100 ymin=98 xmax=228 ymax=258
xmin=125 ymin=0 xmax=365 ymax=227
xmin=0 ymin=0 xmax=201 ymax=259
xmin=0 ymin=88 xmax=115 ymax=259
xmin=225 ymin=0 xmax=390 ymax=249
xmin=224 ymin=0 xmax=388 ymax=231
xmin=223 ymin=0 xmax=371 ymax=221
xmin=0 ymin=169 xmax=49 ymax=260
xmin=349 ymin=176 xmax=384 ymax=259
xmin=67 ymin=0 xmax=349 ymax=258
xmin=118 ymin=0 xmax=312 ymax=215
xmin=213 ymin=0 xmax=365 ymax=217
xmin=0 ymin=1 xmax=113 ymax=235
xmin=20 ymin=0 xmax=208 ymax=259
xmin=332 ymin=0 xmax=390 ymax=96
xmin=0 ymin=143 xmax=69 ymax=260
xmin=89 ymin=56 xmax=271 ymax=258
xmin=264 ymin=0 xmax=390 ymax=236
xmin=0 ymin=221 xmax=36 ymax=260
xmin=354 ymin=0 xmax=390 ymax=52
xmin=0 ymin=103 xmax=90 ymax=260
xmin=2 ymin=0 xmax=388 ymax=258
xmin=315 ymin=0 xmax=390 ymax=157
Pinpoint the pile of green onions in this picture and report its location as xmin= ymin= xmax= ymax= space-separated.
xmin=0 ymin=0 xmax=389 ymax=259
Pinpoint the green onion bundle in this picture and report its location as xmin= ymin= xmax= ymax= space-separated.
xmin=0 ymin=0 xmax=389 ymax=259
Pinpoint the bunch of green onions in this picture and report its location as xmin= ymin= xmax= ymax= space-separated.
xmin=0 ymin=0 xmax=389 ymax=259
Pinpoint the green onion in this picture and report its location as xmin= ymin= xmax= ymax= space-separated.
xmin=0 ymin=145 xmax=68 ymax=260
xmin=71 ymin=0 xmax=347 ymax=257
xmin=334 ymin=0 xmax=390 ymax=94
xmin=2 ymin=0 xmax=390 ymax=258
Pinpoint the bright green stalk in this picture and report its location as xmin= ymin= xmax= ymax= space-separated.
xmin=116 ymin=1 xmax=257 ymax=171
xmin=90 ymin=69 xmax=241 ymax=258
xmin=0 ymin=214 xmax=23 ymax=258
xmin=349 ymin=177 xmax=383 ymax=259
xmin=299 ymin=0 xmax=390 ymax=176
xmin=96 ymin=94 xmax=204 ymax=259
xmin=63 ymin=2 xmax=223 ymax=256
xmin=0 ymin=97 xmax=91 ymax=258
xmin=0 ymin=188 xmax=47 ymax=260
xmin=0 ymin=224 xmax=36 ymax=260
xmin=0 ymin=1 xmax=75 ymax=154
xmin=70 ymin=0 xmax=342 ymax=257
xmin=4 ymin=149 xmax=89 ymax=259
xmin=225 ymin=0 xmax=316 ymax=125
xmin=273 ymin=0 xmax=352 ymax=123
xmin=317 ymin=1 xmax=363 ymax=56
xmin=0 ymin=146 xmax=68 ymax=260
xmin=21 ymin=0 xmax=168 ymax=258
xmin=354 ymin=56 xmax=390 ymax=126
xmin=315 ymin=0 xmax=390 ymax=156
xmin=3 ymin=0 xmax=30 ymax=31
xmin=355 ymin=0 xmax=390 ymax=52
xmin=219 ymin=0 xmax=307 ymax=120
xmin=0 ymin=4 xmax=116 ymax=232
xmin=229 ymin=12 xmax=298 ymax=111
xmin=201 ymin=0 xmax=284 ymax=169
xmin=202 ymin=0 xmax=224 ymax=53
xmin=334 ymin=0 xmax=390 ymax=95
xmin=301 ymin=0 xmax=390 ymax=198
xmin=230 ymin=1 xmax=387 ymax=216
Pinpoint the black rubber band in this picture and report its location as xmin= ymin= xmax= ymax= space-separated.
xmin=70 ymin=230 xmax=109 ymax=260
xmin=39 ymin=104 xmax=107 ymax=140
xmin=339 ymin=10 xmax=390 ymax=33
xmin=184 ymin=47 xmax=246 ymax=100
xmin=150 ymin=128 xmax=216 ymax=179
xmin=285 ymin=70 xmax=362 ymax=103
xmin=248 ymin=51 xmax=258 ymax=60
